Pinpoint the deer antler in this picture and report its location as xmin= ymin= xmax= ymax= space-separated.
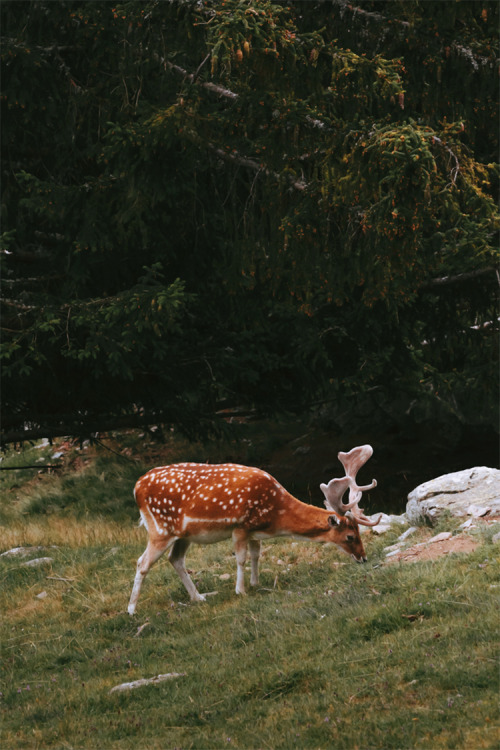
xmin=335 ymin=445 xmax=381 ymax=527
xmin=320 ymin=476 xmax=355 ymax=515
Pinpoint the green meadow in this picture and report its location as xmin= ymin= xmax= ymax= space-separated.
xmin=1 ymin=439 xmax=498 ymax=749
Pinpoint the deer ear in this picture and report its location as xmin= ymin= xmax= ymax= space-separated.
xmin=328 ymin=514 xmax=340 ymax=527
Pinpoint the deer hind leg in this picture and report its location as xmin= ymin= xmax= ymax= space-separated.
xmin=169 ymin=538 xmax=206 ymax=603
xmin=232 ymin=529 xmax=249 ymax=595
xmin=249 ymin=539 xmax=261 ymax=587
xmin=128 ymin=536 xmax=173 ymax=615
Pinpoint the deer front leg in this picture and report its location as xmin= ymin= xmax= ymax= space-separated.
xmin=128 ymin=537 xmax=173 ymax=615
xmin=232 ymin=529 xmax=248 ymax=595
xmin=249 ymin=539 xmax=261 ymax=587
xmin=169 ymin=538 xmax=206 ymax=602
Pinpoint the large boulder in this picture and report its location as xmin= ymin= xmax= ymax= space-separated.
xmin=406 ymin=467 xmax=500 ymax=525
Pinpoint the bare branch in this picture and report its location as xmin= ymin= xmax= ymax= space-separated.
xmin=162 ymin=58 xmax=238 ymax=100
xmin=0 ymin=37 xmax=76 ymax=53
xmin=328 ymin=4 xmax=497 ymax=69
xmin=192 ymin=52 xmax=211 ymax=83
xmin=208 ymin=144 xmax=307 ymax=191
xmin=330 ymin=0 xmax=409 ymax=28
xmin=422 ymin=266 xmax=498 ymax=290
xmin=451 ymin=42 xmax=497 ymax=70
xmin=0 ymin=298 xmax=37 ymax=311
xmin=431 ymin=136 xmax=460 ymax=185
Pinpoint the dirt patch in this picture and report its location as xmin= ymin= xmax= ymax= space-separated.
xmin=386 ymin=533 xmax=480 ymax=563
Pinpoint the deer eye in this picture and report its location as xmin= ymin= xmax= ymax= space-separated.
xmin=346 ymin=534 xmax=355 ymax=543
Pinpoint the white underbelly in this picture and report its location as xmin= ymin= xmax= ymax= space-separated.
xmin=185 ymin=528 xmax=233 ymax=544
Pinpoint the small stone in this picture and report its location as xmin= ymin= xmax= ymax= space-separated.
xmin=428 ymin=532 xmax=452 ymax=544
xmin=21 ymin=557 xmax=53 ymax=567
xmin=371 ymin=524 xmax=391 ymax=535
xmin=1 ymin=546 xmax=45 ymax=558
xmin=397 ymin=526 xmax=418 ymax=542
xmin=36 ymin=591 xmax=48 ymax=599
xmin=459 ymin=518 xmax=475 ymax=530
xmin=218 ymin=573 xmax=231 ymax=580
xmin=384 ymin=543 xmax=403 ymax=553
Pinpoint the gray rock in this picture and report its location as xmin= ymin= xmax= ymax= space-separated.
xmin=359 ymin=512 xmax=407 ymax=534
xmin=406 ymin=467 xmax=500 ymax=526
xmin=467 ymin=504 xmax=491 ymax=518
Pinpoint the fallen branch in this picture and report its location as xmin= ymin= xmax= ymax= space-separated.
xmin=134 ymin=620 xmax=151 ymax=638
xmin=109 ymin=672 xmax=186 ymax=694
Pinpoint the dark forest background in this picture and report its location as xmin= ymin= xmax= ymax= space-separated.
xmin=1 ymin=0 xmax=498 ymax=445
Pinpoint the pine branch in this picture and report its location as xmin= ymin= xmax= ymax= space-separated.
xmin=328 ymin=3 xmax=497 ymax=68
xmin=0 ymin=409 xmax=209 ymax=445
xmin=163 ymin=57 xmax=318 ymax=190
xmin=163 ymin=57 xmax=327 ymax=131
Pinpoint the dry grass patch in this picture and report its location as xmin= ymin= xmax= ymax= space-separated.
xmin=2 ymin=516 xmax=143 ymax=549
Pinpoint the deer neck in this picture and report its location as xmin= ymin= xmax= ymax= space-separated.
xmin=274 ymin=493 xmax=332 ymax=539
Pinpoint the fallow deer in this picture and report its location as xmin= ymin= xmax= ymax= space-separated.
xmin=128 ymin=444 xmax=380 ymax=614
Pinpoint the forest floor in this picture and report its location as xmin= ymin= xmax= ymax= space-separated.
xmin=386 ymin=524 xmax=497 ymax=564
xmin=1 ymin=426 xmax=499 ymax=750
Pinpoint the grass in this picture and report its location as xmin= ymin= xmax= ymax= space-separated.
xmin=1 ymin=438 xmax=499 ymax=749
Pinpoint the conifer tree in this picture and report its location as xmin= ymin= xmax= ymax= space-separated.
xmin=1 ymin=0 xmax=498 ymax=442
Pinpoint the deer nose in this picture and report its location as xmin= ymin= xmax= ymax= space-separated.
xmin=352 ymin=554 xmax=367 ymax=563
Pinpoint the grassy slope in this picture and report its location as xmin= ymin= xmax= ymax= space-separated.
xmin=1 ymin=439 xmax=499 ymax=750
